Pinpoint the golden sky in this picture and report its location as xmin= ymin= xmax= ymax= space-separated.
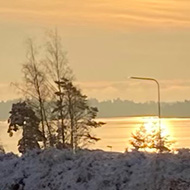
xmin=0 ymin=0 xmax=190 ymax=102
xmin=1 ymin=0 xmax=190 ymax=28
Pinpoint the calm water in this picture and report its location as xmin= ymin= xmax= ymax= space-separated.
xmin=90 ymin=117 xmax=190 ymax=152
xmin=0 ymin=117 xmax=190 ymax=153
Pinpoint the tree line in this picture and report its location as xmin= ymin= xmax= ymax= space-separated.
xmin=1 ymin=99 xmax=190 ymax=120
xmin=7 ymin=30 xmax=104 ymax=154
xmin=89 ymin=98 xmax=190 ymax=118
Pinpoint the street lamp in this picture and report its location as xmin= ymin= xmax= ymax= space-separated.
xmin=129 ymin=76 xmax=162 ymax=151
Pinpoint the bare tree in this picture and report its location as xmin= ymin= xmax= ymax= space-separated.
xmin=44 ymin=30 xmax=73 ymax=147
xmin=20 ymin=39 xmax=53 ymax=148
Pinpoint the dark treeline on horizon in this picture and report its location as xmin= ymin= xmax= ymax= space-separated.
xmin=89 ymin=98 xmax=190 ymax=118
xmin=1 ymin=98 xmax=190 ymax=120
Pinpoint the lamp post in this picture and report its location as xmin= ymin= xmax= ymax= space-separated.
xmin=129 ymin=76 xmax=162 ymax=151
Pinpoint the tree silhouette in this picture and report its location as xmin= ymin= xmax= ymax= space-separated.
xmin=53 ymin=77 xmax=104 ymax=150
xmin=44 ymin=30 xmax=73 ymax=148
xmin=130 ymin=122 xmax=174 ymax=152
xmin=8 ymin=102 xmax=44 ymax=153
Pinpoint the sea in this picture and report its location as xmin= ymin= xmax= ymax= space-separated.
xmin=90 ymin=117 xmax=190 ymax=152
xmin=1 ymin=117 xmax=190 ymax=153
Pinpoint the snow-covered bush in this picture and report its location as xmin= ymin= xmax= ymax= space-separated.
xmin=0 ymin=148 xmax=190 ymax=190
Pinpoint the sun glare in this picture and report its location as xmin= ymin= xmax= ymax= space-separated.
xmin=142 ymin=117 xmax=171 ymax=138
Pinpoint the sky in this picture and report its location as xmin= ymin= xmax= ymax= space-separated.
xmin=1 ymin=0 xmax=190 ymax=102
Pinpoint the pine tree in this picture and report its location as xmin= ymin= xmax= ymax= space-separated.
xmin=53 ymin=77 xmax=104 ymax=150
xmin=8 ymin=102 xmax=44 ymax=153
xmin=130 ymin=122 xmax=174 ymax=152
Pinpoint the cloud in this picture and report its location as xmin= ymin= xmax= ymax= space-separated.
xmin=0 ymin=83 xmax=21 ymax=101
xmin=0 ymin=0 xmax=190 ymax=30
xmin=1 ymin=79 xmax=190 ymax=102
xmin=76 ymin=79 xmax=190 ymax=102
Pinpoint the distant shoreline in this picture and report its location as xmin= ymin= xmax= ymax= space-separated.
xmin=97 ymin=115 xmax=190 ymax=119
xmin=1 ymin=99 xmax=190 ymax=120
xmin=1 ymin=115 xmax=190 ymax=122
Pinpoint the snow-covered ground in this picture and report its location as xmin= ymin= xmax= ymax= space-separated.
xmin=0 ymin=148 xmax=190 ymax=190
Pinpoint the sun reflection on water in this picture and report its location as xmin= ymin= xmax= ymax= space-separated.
xmin=139 ymin=117 xmax=173 ymax=138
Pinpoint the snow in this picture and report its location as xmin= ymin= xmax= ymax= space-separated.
xmin=0 ymin=148 xmax=190 ymax=190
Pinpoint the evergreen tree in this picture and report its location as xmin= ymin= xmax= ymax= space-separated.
xmin=53 ymin=77 xmax=104 ymax=150
xmin=130 ymin=122 xmax=174 ymax=152
xmin=8 ymin=102 xmax=44 ymax=153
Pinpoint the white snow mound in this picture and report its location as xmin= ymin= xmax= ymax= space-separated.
xmin=0 ymin=148 xmax=190 ymax=190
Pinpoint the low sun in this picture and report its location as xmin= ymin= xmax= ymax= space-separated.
xmin=142 ymin=117 xmax=170 ymax=137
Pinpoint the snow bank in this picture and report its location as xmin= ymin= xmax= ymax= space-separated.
xmin=0 ymin=148 xmax=190 ymax=190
